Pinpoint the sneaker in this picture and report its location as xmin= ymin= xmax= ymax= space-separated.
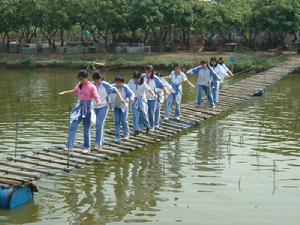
xmin=94 ymin=145 xmax=102 ymax=150
xmin=146 ymin=128 xmax=150 ymax=134
xmin=114 ymin=138 xmax=121 ymax=144
xmin=63 ymin=147 xmax=72 ymax=152
xmin=82 ymin=148 xmax=90 ymax=154
xmin=134 ymin=131 xmax=140 ymax=136
xmin=156 ymin=125 xmax=160 ymax=129
xmin=164 ymin=117 xmax=169 ymax=121
xmin=175 ymin=116 xmax=180 ymax=121
xmin=124 ymin=135 xmax=130 ymax=140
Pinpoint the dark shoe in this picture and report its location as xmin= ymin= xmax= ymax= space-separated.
xmin=134 ymin=131 xmax=140 ymax=136
xmin=146 ymin=128 xmax=150 ymax=134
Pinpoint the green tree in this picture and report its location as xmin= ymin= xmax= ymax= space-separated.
xmin=39 ymin=0 xmax=73 ymax=49
xmin=14 ymin=0 xmax=43 ymax=43
xmin=252 ymin=0 xmax=300 ymax=48
xmin=0 ymin=0 xmax=18 ymax=46
xmin=128 ymin=0 xmax=163 ymax=44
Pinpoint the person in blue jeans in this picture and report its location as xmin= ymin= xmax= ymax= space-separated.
xmin=128 ymin=71 xmax=156 ymax=136
xmin=58 ymin=70 xmax=101 ymax=153
xmin=163 ymin=63 xmax=195 ymax=121
xmin=110 ymin=76 xmax=135 ymax=143
xmin=92 ymin=71 xmax=124 ymax=149
xmin=142 ymin=65 xmax=169 ymax=130
xmin=153 ymin=71 xmax=173 ymax=128
xmin=209 ymin=57 xmax=219 ymax=105
xmin=187 ymin=60 xmax=221 ymax=108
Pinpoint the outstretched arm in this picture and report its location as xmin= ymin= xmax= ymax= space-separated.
xmin=163 ymin=86 xmax=170 ymax=96
xmin=185 ymin=79 xmax=195 ymax=88
xmin=116 ymin=90 xmax=126 ymax=104
xmin=148 ymin=89 xmax=156 ymax=98
xmin=58 ymin=89 xmax=74 ymax=96
xmin=223 ymin=64 xmax=234 ymax=76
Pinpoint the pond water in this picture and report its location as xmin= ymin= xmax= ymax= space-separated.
xmin=0 ymin=68 xmax=299 ymax=225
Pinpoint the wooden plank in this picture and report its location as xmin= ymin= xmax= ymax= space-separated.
xmin=219 ymin=91 xmax=250 ymax=99
xmin=0 ymin=173 xmax=32 ymax=183
xmin=181 ymin=108 xmax=211 ymax=119
xmin=123 ymin=133 xmax=159 ymax=144
xmin=161 ymin=120 xmax=189 ymax=129
xmin=0 ymin=178 xmax=23 ymax=186
xmin=101 ymin=145 xmax=129 ymax=154
xmin=92 ymin=147 xmax=123 ymax=156
xmin=105 ymin=136 xmax=145 ymax=149
xmin=159 ymin=123 xmax=182 ymax=132
xmin=0 ymin=161 xmax=56 ymax=176
xmin=183 ymin=105 xmax=220 ymax=116
xmin=35 ymin=150 xmax=95 ymax=164
xmin=103 ymin=141 xmax=136 ymax=151
xmin=20 ymin=154 xmax=82 ymax=169
xmin=106 ymin=131 xmax=150 ymax=146
xmin=0 ymin=167 xmax=41 ymax=180
xmin=50 ymin=147 xmax=109 ymax=160
xmin=7 ymin=156 xmax=72 ymax=172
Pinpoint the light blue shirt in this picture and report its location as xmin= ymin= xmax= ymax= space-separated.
xmin=188 ymin=66 xmax=220 ymax=86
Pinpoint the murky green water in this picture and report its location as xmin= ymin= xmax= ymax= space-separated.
xmin=0 ymin=68 xmax=299 ymax=225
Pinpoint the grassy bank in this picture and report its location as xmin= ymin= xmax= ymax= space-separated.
xmin=0 ymin=52 xmax=289 ymax=73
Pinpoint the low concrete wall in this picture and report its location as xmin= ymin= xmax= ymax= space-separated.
xmin=126 ymin=46 xmax=144 ymax=54
xmin=8 ymin=44 xmax=20 ymax=53
xmin=144 ymin=46 xmax=151 ymax=53
xmin=0 ymin=44 xmax=6 ymax=53
xmin=20 ymin=47 xmax=38 ymax=54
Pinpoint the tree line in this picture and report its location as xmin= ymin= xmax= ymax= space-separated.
xmin=1 ymin=0 xmax=299 ymax=50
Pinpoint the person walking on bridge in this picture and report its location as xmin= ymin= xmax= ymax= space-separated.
xmin=164 ymin=63 xmax=195 ymax=121
xmin=142 ymin=65 xmax=170 ymax=130
xmin=58 ymin=70 xmax=101 ymax=153
xmin=92 ymin=71 xmax=125 ymax=149
xmin=128 ymin=71 xmax=156 ymax=136
xmin=187 ymin=60 xmax=220 ymax=109
xmin=110 ymin=76 xmax=134 ymax=144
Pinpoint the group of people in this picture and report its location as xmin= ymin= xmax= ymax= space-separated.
xmin=188 ymin=57 xmax=233 ymax=108
xmin=58 ymin=57 xmax=233 ymax=153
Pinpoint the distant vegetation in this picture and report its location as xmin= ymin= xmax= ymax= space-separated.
xmin=1 ymin=0 xmax=299 ymax=50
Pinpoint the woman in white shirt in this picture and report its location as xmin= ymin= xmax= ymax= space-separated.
xmin=128 ymin=71 xmax=155 ymax=136
xmin=164 ymin=63 xmax=195 ymax=120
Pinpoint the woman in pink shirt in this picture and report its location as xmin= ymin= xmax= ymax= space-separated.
xmin=58 ymin=70 xmax=101 ymax=153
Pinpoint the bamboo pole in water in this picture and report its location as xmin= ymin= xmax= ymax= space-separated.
xmin=0 ymin=167 xmax=40 ymax=179
xmin=34 ymin=150 xmax=94 ymax=165
xmin=51 ymin=147 xmax=109 ymax=160
xmin=15 ymin=97 xmax=20 ymax=158
xmin=20 ymin=154 xmax=82 ymax=169
xmin=0 ymin=178 xmax=24 ymax=186
xmin=7 ymin=156 xmax=73 ymax=172
xmin=93 ymin=147 xmax=124 ymax=156
xmin=0 ymin=161 xmax=56 ymax=176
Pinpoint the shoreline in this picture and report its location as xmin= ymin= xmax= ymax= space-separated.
xmin=0 ymin=52 xmax=291 ymax=73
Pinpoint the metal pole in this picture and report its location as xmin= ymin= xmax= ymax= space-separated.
xmin=67 ymin=106 xmax=72 ymax=169
xmin=15 ymin=97 xmax=20 ymax=158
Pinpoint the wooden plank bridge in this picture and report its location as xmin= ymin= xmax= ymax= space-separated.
xmin=0 ymin=56 xmax=299 ymax=208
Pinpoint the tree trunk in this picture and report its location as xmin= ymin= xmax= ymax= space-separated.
xmin=90 ymin=27 xmax=98 ymax=43
xmin=80 ymin=25 xmax=85 ymax=45
xmin=5 ymin=33 xmax=10 ymax=52
xmin=60 ymin=29 xmax=64 ymax=47
xmin=185 ymin=28 xmax=190 ymax=50
xmin=143 ymin=28 xmax=150 ymax=45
